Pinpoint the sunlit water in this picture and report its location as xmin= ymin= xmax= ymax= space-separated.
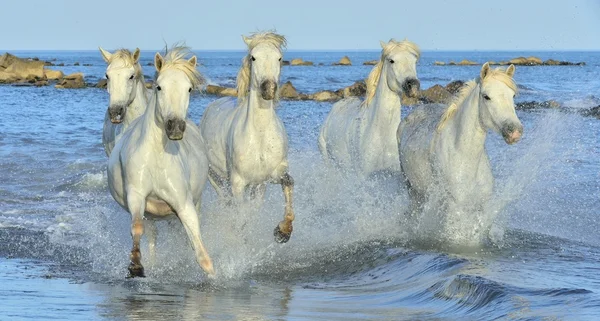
xmin=0 ymin=50 xmax=599 ymax=320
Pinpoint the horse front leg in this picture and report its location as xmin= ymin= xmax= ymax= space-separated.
xmin=126 ymin=191 xmax=146 ymax=278
xmin=145 ymin=220 xmax=157 ymax=268
xmin=274 ymin=173 xmax=295 ymax=243
xmin=176 ymin=197 xmax=215 ymax=276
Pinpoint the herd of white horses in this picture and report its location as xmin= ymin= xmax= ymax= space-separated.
xmin=99 ymin=32 xmax=523 ymax=278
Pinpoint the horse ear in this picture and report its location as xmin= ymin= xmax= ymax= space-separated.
xmin=242 ymin=35 xmax=251 ymax=46
xmin=154 ymin=52 xmax=164 ymax=72
xmin=379 ymin=40 xmax=386 ymax=49
xmin=506 ymin=64 xmax=516 ymax=77
xmin=480 ymin=62 xmax=491 ymax=79
xmin=99 ymin=47 xmax=112 ymax=63
xmin=188 ymin=55 xmax=197 ymax=67
xmin=133 ymin=48 xmax=141 ymax=63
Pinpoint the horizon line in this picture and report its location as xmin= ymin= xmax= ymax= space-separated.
xmin=2 ymin=48 xmax=600 ymax=53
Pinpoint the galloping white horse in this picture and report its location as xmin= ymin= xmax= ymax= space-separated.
xmin=318 ymin=39 xmax=420 ymax=177
xmin=108 ymin=46 xmax=214 ymax=277
xmin=200 ymin=32 xmax=295 ymax=243
xmin=398 ymin=63 xmax=523 ymax=237
xmin=99 ymin=47 xmax=148 ymax=156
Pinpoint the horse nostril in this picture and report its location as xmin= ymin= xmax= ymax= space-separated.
xmin=179 ymin=121 xmax=186 ymax=132
xmin=166 ymin=120 xmax=173 ymax=131
xmin=118 ymin=107 xmax=124 ymax=116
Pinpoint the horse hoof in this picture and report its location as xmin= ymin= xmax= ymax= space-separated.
xmin=127 ymin=263 xmax=145 ymax=278
xmin=273 ymin=226 xmax=291 ymax=243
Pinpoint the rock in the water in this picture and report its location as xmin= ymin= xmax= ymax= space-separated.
xmin=0 ymin=53 xmax=46 ymax=83
xmin=280 ymin=81 xmax=299 ymax=99
xmin=583 ymin=105 xmax=600 ymax=118
xmin=420 ymin=84 xmax=451 ymax=104
xmin=335 ymin=80 xmax=366 ymax=98
xmin=445 ymin=80 xmax=465 ymax=94
xmin=434 ymin=61 xmax=446 ymax=66
xmin=449 ymin=59 xmax=478 ymax=66
xmin=508 ymin=56 xmax=543 ymax=65
xmin=205 ymin=85 xmax=237 ymax=97
xmin=281 ymin=60 xmax=290 ymax=66
xmin=55 ymin=72 xmax=85 ymax=89
xmin=311 ymin=90 xmax=340 ymax=102
xmin=74 ymin=62 xmax=80 ymax=66
xmin=363 ymin=60 xmax=378 ymax=65
xmin=96 ymin=79 xmax=108 ymax=89
xmin=44 ymin=69 xmax=63 ymax=80
xmin=290 ymin=58 xmax=313 ymax=66
xmin=333 ymin=56 xmax=351 ymax=66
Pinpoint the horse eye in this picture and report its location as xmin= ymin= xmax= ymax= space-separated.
xmin=105 ymin=74 xmax=109 ymax=80
xmin=278 ymin=57 xmax=282 ymax=61
xmin=129 ymin=75 xmax=134 ymax=80
xmin=389 ymin=59 xmax=395 ymax=64
xmin=251 ymin=56 xmax=256 ymax=61
xmin=188 ymin=88 xmax=192 ymax=93
xmin=483 ymin=94 xmax=491 ymax=101
xmin=156 ymin=85 xmax=162 ymax=91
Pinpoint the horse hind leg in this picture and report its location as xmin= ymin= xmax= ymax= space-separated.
xmin=208 ymin=168 xmax=230 ymax=199
xmin=274 ymin=173 xmax=295 ymax=243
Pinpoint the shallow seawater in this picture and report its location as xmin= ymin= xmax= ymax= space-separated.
xmin=0 ymin=50 xmax=599 ymax=320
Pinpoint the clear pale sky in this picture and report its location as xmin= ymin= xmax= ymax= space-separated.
xmin=3 ymin=0 xmax=599 ymax=51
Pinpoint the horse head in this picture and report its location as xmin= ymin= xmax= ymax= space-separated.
xmin=380 ymin=39 xmax=420 ymax=98
xmin=99 ymin=47 xmax=142 ymax=124
xmin=479 ymin=62 xmax=523 ymax=144
xmin=153 ymin=47 xmax=203 ymax=140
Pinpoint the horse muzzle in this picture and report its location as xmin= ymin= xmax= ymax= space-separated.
xmin=260 ymin=80 xmax=277 ymax=101
xmin=165 ymin=118 xmax=186 ymax=140
xmin=108 ymin=106 xmax=126 ymax=124
xmin=402 ymin=78 xmax=420 ymax=98
xmin=501 ymin=122 xmax=523 ymax=145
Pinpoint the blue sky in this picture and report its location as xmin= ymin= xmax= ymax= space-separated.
xmin=3 ymin=0 xmax=599 ymax=50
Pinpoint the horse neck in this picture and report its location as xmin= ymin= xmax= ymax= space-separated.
xmin=445 ymin=84 xmax=486 ymax=153
xmin=140 ymin=91 xmax=168 ymax=148
xmin=240 ymin=86 xmax=278 ymax=131
xmin=125 ymin=76 xmax=148 ymax=123
xmin=366 ymin=64 xmax=401 ymax=123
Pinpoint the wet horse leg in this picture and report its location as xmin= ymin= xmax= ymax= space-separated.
xmin=274 ymin=173 xmax=295 ymax=243
xmin=176 ymin=197 xmax=214 ymax=276
xmin=145 ymin=220 xmax=157 ymax=268
xmin=127 ymin=192 xmax=146 ymax=278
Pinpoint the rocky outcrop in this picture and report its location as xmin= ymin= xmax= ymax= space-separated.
xmin=449 ymin=59 xmax=478 ymax=66
xmin=280 ymin=81 xmax=299 ymax=99
xmin=290 ymin=58 xmax=313 ymax=66
xmin=363 ymin=60 xmax=378 ymax=65
xmin=44 ymin=69 xmax=64 ymax=80
xmin=420 ymin=85 xmax=451 ymax=104
xmin=0 ymin=53 xmax=46 ymax=83
xmin=335 ymin=80 xmax=366 ymax=98
xmin=435 ymin=56 xmax=585 ymax=66
xmin=445 ymin=80 xmax=465 ymax=94
xmin=310 ymin=90 xmax=340 ymax=102
xmin=55 ymin=73 xmax=85 ymax=89
xmin=205 ymin=85 xmax=237 ymax=97
xmin=333 ymin=56 xmax=351 ymax=66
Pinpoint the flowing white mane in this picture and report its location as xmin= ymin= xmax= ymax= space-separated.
xmin=157 ymin=45 xmax=204 ymax=89
xmin=236 ymin=31 xmax=287 ymax=102
xmin=436 ymin=67 xmax=517 ymax=131
xmin=362 ymin=39 xmax=420 ymax=107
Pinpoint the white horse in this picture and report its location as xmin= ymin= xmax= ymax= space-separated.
xmin=200 ymin=32 xmax=295 ymax=243
xmin=99 ymin=47 xmax=148 ymax=156
xmin=318 ymin=39 xmax=420 ymax=177
xmin=397 ymin=63 xmax=523 ymax=240
xmin=107 ymin=46 xmax=214 ymax=277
